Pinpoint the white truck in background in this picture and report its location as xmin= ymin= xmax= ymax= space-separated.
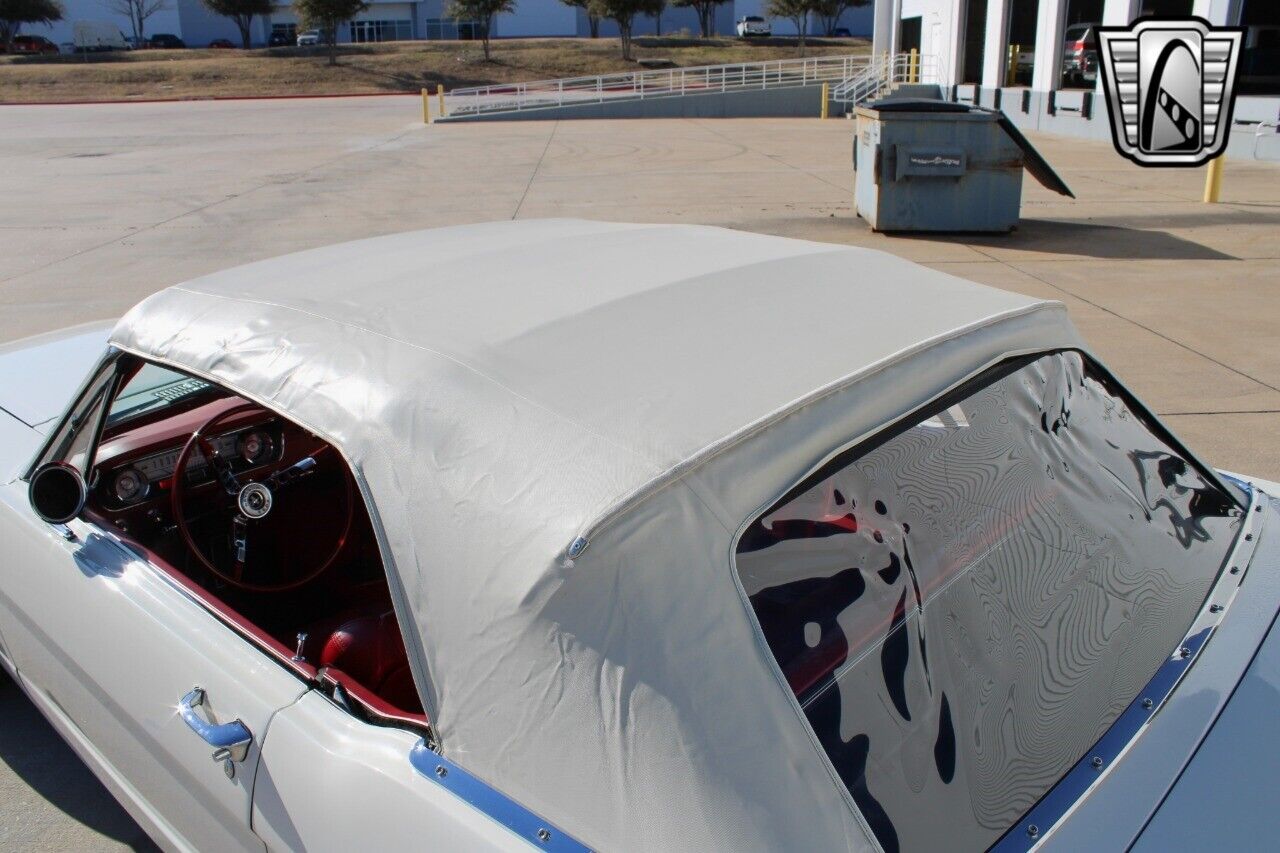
xmin=73 ymin=21 xmax=129 ymax=51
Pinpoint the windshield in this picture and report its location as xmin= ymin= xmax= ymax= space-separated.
xmin=735 ymin=350 xmax=1241 ymax=852
xmin=107 ymin=363 xmax=213 ymax=427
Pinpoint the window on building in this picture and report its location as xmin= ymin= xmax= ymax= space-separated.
xmin=1002 ymin=0 xmax=1038 ymax=87
xmin=1059 ymin=0 xmax=1103 ymax=89
xmin=1239 ymin=0 xmax=1280 ymax=96
xmin=423 ymin=19 xmax=479 ymax=40
xmin=960 ymin=0 xmax=989 ymax=84
xmin=349 ymin=19 xmax=412 ymax=42
xmin=734 ymin=350 xmax=1240 ymax=852
xmin=272 ymin=23 xmax=298 ymax=41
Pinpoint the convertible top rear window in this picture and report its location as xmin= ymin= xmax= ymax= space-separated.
xmin=735 ymin=351 xmax=1241 ymax=852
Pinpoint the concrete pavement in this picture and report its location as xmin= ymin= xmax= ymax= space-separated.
xmin=1 ymin=96 xmax=1278 ymax=846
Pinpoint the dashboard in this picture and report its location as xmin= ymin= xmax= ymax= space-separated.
xmin=91 ymin=392 xmax=293 ymax=520
xmin=104 ymin=423 xmax=284 ymax=507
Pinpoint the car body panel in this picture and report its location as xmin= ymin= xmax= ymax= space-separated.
xmin=108 ymin=220 xmax=1086 ymax=850
xmin=0 ymin=473 xmax=307 ymax=852
xmin=252 ymin=691 xmax=522 ymax=852
xmin=1041 ymin=486 xmax=1279 ymax=851
xmin=0 ymin=320 xmax=113 ymax=429
xmin=1 ymin=222 xmax=1275 ymax=851
xmin=1133 ymin=596 xmax=1280 ymax=850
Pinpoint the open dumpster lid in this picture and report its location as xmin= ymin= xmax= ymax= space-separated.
xmin=865 ymin=98 xmax=1075 ymax=198
xmin=995 ymin=113 xmax=1075 ymax=197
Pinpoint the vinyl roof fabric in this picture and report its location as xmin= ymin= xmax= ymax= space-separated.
xmin=111 ymin=220 xmax=1084 ymax=849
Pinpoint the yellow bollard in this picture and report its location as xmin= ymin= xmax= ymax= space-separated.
xmin=909 ymin=48 xmax=919 ymax=83
xmin=821 ymin=82 xmax=829 ymax=119
xmin=422 ymin=88 xmax=430 ymax=124
xmin=437 ymin=84 xmax=446 ymax=118
xmin=1203 ymin=155 xmax=1225 ymax=203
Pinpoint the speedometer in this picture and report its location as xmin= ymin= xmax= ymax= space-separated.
xmin=113 ymin=468 xmax=149 ymax=503
xmin=238 ymin=431 xmax=273 ymax=465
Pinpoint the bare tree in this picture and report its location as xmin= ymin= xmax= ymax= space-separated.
xmin=766 ymin=0 xmax=811 ymax=55
xmin=201 ymin=0 xmax=272 ymax=48
xmin=448 ymin=0 xmax=515 ymax=61
xmin=670 ymin=0 xmax=725 ymax=37
xmin=650 ymin=0 xmax=663 ymax=36
xmin=811 ymin=0 xmax=866 ymax=36
xmin=102 ymin=0 xmax=166 ymax=44
xmin=294 ymin=0 xmax=367 ymax=65
xmin=589 ymin=0 xmax=662 ymax=60
xmin=559 ymin=0 xmax=599 ymax=38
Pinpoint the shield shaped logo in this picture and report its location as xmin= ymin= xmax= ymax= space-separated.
xmin=1097 ymin=17 xmax=1244 ymax=167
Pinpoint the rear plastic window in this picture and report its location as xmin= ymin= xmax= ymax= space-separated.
xmin=735 ymin=351 xmax=1241 ymax=852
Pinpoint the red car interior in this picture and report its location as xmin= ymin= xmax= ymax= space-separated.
xmin=86 ymin=366 xmax=426 ymax=729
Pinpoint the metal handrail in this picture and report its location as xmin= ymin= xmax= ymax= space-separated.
xmin=831 ymin=53 xmax=940 ymax=106
xmin=447 ymin=53 xmax=871 ymax=116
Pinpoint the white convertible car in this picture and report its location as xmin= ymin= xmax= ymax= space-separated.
xmin=0 ymin=220 xmax=1276 ymax=852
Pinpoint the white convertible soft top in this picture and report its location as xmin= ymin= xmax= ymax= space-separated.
xmin=113 ymin=220 xmax=1084 ymax=851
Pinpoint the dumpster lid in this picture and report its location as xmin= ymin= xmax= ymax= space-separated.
xmin=866 ymin=98 xmax=974 ymax=113
xmin=864 ymin=98 xmax=1075 ymax=198
xmin=995 ymin=113 xmax=1075 ymax=198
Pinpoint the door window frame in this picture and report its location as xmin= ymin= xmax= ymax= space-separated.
xmin=23 ymin=347 xmax=435 ymax=740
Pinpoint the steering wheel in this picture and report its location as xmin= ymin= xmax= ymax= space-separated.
xmin=171 ymin=402 xmax=354 ymax=593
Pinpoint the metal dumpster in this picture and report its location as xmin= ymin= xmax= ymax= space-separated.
xmin=853 ymin=99 xmax=1074 ymax=232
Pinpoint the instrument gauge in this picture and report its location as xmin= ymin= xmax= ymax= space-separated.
xmin=113 ymin=468 xmax=149 ymax=504
xmin=239 ymin=431 xmax=273 ymax=465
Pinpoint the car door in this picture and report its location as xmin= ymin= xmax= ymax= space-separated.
xmin=252 ymin=691 xmax=576 ymax=852
xmin=0 ymin=361 xmax=307 ymax=852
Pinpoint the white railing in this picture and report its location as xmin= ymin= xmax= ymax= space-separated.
xmin=446 ymin=53 xmax=871 ymax=117
xmin=832 ymin=53 xmax=940 ymax=105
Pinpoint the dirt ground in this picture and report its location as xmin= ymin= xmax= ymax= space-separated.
xmin=0 ymin=36 xmax=870 ymax=103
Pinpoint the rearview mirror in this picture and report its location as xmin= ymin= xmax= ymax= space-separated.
xmin=29 ymin=463 xmax=87 ymax=525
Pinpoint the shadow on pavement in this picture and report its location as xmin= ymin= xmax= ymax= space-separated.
xmin=954 ymin=218 xmax=1238 ymax=260
xmin=0 ymin=670 xmax=157 ymax=851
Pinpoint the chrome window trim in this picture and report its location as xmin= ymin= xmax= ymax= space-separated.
xmin=23 ymin=347 xmax=123 ymax=482
xmin=409 ymin=740 xmax=590 ymax=851
xmin=990 ymin=480 xmax=1264 ymax=851
xmin=725 ymin=347 xmax=1253 ymax=851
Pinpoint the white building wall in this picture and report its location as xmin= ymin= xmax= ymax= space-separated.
xmin=20 ymin=0 xmax=184 ymax=47
xmin=495 ymin=0 xmax=576 ymax=37
xmin=880 ymin=0 xmax=1279 ymax=159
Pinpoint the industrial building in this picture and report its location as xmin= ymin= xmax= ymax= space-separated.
xmin=26 ymin=0 xmax=871 ymax=49
xmin=870 ymin=0 xmax=1280 ymax=156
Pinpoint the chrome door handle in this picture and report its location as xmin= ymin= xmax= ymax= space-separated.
xmin=179 ymin=687 xmax=253 ymax=764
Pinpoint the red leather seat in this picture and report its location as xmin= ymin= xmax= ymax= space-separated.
xmin=318 ymin=608 xmax=422 ymax=714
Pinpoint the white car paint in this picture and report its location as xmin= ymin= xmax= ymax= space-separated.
xmin=736 ymin=16 xmax=771 ymax=37
xmin=252 ymin=692 xmax=522 ymax=851
xmin=0 ymin=487 xmax=306 ymax=852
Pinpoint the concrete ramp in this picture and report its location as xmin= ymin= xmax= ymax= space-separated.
xmin=437 ymin=55 xmax=865 ymax=123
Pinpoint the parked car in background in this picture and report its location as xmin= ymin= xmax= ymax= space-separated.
xmin=148 ymin=33 xmax=186 ymax=49
xmin=296 ymin=29 xmax=322 ymax=46
xmin=72 ymin=21 xmax=128 ymax=52
xmin=736 ymin=15 xmax=771 ymax=38
xmin=831 ymin=27 xmax=852 ymax=37
xmin=1062 ymin=22 xmax=1099 ymax=85
xmin=267 ymin=31 xmax=292 ymax=47
xmin=7 ymin=35 xmax=60 ymax=54
xmin=1 ymin=220 xmax=1277 ymax=852
xmin=124 ymin=35 xmax=145 ymax=49
xmin=207 ymin=38 xmax=234 ymax=49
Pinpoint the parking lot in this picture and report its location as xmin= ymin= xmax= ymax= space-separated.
xmin=2 ymin=96 xmax=1279 ymax=846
